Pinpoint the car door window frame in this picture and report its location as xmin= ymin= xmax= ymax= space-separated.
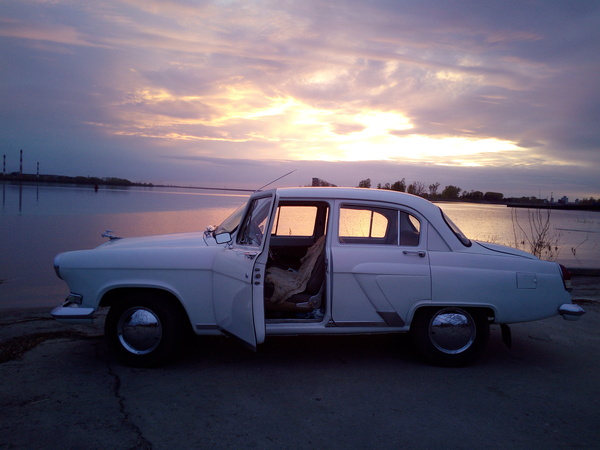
xmin=337 ymin=202 xmax=423 ymax=247
xmin=236 ymin=196 xmax=273 ymax=247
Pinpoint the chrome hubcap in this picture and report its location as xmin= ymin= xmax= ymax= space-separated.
xmin=117 ymin=307 xmax=162 ymax=355
xmin=429 ymin=308 xmax=476 ymax=354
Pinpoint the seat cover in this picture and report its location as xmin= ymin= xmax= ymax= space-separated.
xmin=265 ymin=235 xmax=326 ymax=304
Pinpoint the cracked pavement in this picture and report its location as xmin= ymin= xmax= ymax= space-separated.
xmin=1 ymin=278 xmax=599 ymax=449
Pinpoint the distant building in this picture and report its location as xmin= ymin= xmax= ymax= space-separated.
xmin=311 ymin=177 xmax=337 ymax=187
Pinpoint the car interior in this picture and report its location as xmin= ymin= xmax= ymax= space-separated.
xmin=264 ymin=201 xmax=329 ymax=321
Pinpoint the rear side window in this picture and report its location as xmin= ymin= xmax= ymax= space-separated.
xmin=339 ymin=206 xmax=396 ymax=244
xmin=339 ymin=205 xmax=421 ymax=246
xmin=400 ymin=212 xmax=420 ymax=246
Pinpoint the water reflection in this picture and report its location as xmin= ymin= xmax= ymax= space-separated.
xmin=1 ymin=182 xmax=248 ymax=217
xmin=1 ymin=183 xmax=249 ymax=309
xmin=2 ymin=182 xmax=30 ymax=213
xmin=438 ymin=202 xmax=600 ymax=269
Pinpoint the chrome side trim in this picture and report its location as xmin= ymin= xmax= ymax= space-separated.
xmin=328 ymin=321 xmax=388 ymax=327
xmin=377 ymin=311 xmax=405 ymax=327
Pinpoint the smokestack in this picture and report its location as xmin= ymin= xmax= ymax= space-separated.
xmin=20 ymin=149 xmax=23 ymax=174
xmin=37 ymin=162 xmax=40 ymax=176
xmin=3 ymin=155 xmax=5 ymax=174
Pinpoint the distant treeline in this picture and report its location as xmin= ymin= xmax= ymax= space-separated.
xmin=355 ymin=177 xmax=599 ymax=208
xmin=0 ymin=173 xmax=153 ymax=187
xmin=3 ymin=172 xmax=598 ymax=210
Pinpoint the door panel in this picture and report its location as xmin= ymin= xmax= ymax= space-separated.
xmin=212 ymin=196 xmax=272 ymax=349
xmin=331 ymin=202 xmax=431 ymax=326
xmin=213 ymin=249 xmax=261 ymax=348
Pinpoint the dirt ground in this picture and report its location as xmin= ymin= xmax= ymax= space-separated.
xmin=1 ymin=277 xmax=599 ymax=449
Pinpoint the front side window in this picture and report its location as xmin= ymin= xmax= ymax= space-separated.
xmin=237 ymin=196 xmax=272 ymax=246
xmin=271 ymin=205 xmax=318 ymax=237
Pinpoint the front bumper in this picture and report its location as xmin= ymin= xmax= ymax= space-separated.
xmin=559 ymin=303 xmax=586 ymax=321
xmin=51 ymin=301 xmax=95 ymax=325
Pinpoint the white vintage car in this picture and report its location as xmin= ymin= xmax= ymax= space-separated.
xmin=52 ymin=187 xmax=584 ymax=367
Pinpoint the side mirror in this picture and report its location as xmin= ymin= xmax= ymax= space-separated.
xmin=214 ymin=232 xmax=232 ymax=244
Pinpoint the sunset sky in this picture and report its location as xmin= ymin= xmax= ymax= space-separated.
xmin=1 ymin=0 xmax=599 ymax=199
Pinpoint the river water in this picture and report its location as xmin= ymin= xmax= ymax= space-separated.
xmin=2 ymin=182 xmax=599 ymax=309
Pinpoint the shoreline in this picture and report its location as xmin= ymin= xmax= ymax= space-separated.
xmin=1 ymin=175 xmax=255 ymax=193
xmin=507 ymin=202 xmax=600 ymax=212
xmin=3 ymin=177 xmax=599 ymax=209
xmin=566 ymin=267 xmax=600 ymax=276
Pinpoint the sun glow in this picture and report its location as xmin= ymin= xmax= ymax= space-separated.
xmin=335 ymin=134 xmax=521 ymax=163
xmin=110 ymin=83 xmax=522 ymax=167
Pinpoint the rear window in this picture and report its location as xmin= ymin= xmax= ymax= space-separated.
xmin=441 ymin=209 xmax=472 ymax=247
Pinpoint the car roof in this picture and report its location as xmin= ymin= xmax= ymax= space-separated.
xmin=251 ymin=186 xmax=469 ymax=251
xmin=257 ymin=186 xmax=441 ymax=215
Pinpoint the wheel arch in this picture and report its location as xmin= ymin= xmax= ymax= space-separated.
xmin=100 ymin=287 xmax=192 ymax=330
xmin=408 ymin=304 xmax=496 ymax=328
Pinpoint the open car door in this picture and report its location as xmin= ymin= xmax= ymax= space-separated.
xmin=212 ymin=195 xmax=273 ymax=350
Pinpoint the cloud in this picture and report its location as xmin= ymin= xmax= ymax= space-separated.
xmin=0 ymin=0 xmax=598 ymax=198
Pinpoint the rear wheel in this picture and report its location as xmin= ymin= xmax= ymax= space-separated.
xmin=410 ymin=307 xmax=489 ymax=367
xmin=105 ymin=293 xmax=186 ymax=367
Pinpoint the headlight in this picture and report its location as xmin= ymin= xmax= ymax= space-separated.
xmin=53 ymin=253 xmax=63 ymax=279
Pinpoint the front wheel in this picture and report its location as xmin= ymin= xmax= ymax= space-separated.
xmin=105 ymin=294 xmax=186 ymax=367
xmin=409 ymin=307 xmax=489 ymax=367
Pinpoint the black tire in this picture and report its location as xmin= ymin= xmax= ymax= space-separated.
xmin=105 ymin=293 xmax=186 ymax=367
xmin=409 ymin=307 xmax=489 ymax=367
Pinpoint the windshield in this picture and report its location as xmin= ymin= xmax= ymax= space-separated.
xmin=214 ymin=203 xmax=247 ymax=236
xmin=441 ymin=209 xmax=472 ymax=247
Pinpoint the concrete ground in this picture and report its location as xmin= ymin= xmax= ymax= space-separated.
xmin=1 ymin=277 xmax=599 ymax=449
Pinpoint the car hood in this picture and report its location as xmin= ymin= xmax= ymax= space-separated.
xmin=56 ymin=231 xmax=224 ymax=274
xmin=97 ymin=231 xmax=217 ymax=250
xmin=473 ymin=241 xmax=537 ymax=259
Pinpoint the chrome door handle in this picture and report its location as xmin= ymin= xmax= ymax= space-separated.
xmin=243 ymin=252 xmax=258 ymax=260
xmin=403 ymin=250 xmax=426 ymax=257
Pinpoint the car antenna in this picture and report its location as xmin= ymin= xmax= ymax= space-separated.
xmin=255 ymin=169 xmax=297 ymax=192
